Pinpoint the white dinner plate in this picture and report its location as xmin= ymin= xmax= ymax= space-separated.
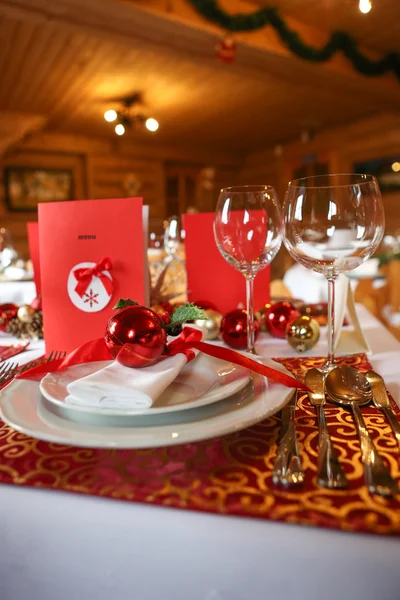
xmin=38 ymin=354 xmax=251 ymax=426
xmin=0 ymin=357 xmax=294 ymax=448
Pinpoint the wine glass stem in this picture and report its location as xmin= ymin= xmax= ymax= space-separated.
xmin=327 ymin=276 xmax=336 ymax=367
xmin=246 ymin=276 xmax=256 ymax=353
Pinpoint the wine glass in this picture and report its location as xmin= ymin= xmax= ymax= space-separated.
xmin=214 ymin=185 xmax=282 ymax=353
xmin=282 ymin=173 xmax=384 ymax=371
xmin=164 ymin=215 xmax=184 ymax=262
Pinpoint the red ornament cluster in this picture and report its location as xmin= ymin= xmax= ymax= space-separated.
xmin=103 ymin=299 xmax=302 ymax=367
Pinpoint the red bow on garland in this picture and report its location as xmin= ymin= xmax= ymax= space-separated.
xmin=73 ymin=258 xmax=113 ymax=298
xmin=18 ymin=327 xmax=309 ymax=391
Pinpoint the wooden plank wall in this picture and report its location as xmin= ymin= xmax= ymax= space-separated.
xmin=0 ymin=130 xmax=240 ymax=258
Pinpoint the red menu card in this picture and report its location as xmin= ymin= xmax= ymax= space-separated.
xmin=27 ymin=222 xmax=41 ymax=296
xmin=183 ymin=212 xmax=270 ymax=314
xmin=39 ymin=198 xmax=147 ymax=352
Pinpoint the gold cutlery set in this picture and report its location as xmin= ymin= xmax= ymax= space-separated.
xmin=273 ymin=366 xmax=400 ymax=497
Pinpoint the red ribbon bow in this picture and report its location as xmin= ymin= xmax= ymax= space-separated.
xmin=17 ymin=327 xmax=309 ymax=392
xmin=73 ymin=258 xmax=113 ymax=298
xmin=166 ymin=327 xmax=202 ymax=362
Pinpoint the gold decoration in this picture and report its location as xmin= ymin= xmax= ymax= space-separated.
xmin=149 ymin=259 xmax=186 ymax=306
xmin=17 ymin=305 xmax=35 ymax=323
xmin=286 ymin=315 xmax=320 ymax=353
xmin=255 ymin=303 xmax=272 ymax=331
xmin=6 ymin=310 xmax=43 ymax=340
xmin=151 ymin=304 xmax=166 ymax=316
xmin=194 ymin=309 xmax=222 ymax=340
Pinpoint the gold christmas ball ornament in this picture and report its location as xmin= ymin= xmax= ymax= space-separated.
xmin=194 ymin=309 xmax=222 ymax=340
xmin=255 ymin=302 xmax=272 ymax=331
xmin=286 ymin=315 xmax=320 ymax=353
xmin=17 ymin=305 xmax=35 ymax=323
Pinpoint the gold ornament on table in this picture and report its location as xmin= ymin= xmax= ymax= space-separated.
xmin=6 ymin=310 xmax=43 ymax=340
xmin=17 ymin=305 xmax=35 ymax=323
xmin=286 ymin=315 xmax=320 ymax=353
xmin=194 ymin=309 xmax=222 ymax=340
xmin=255 ymin=302 xmax=272 ymax=331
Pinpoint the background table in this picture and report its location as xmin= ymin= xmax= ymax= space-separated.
xmin=1 ymin=305 xmax=400 ymax=600
xmin=0 ymin=279 xmax=36 ymax=306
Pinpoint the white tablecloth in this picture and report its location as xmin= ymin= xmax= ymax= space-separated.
xmin=0 ymin=305 xmax=399 ymax=600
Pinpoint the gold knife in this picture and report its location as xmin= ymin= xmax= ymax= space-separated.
xmin=272 ymin=389 xmax=305 ymax=488
xmin=305 ymin=369 xmax=348 ymax=489
xmin=366 ymin=370 xmax=400 ymax=449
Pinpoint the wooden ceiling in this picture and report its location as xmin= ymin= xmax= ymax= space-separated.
xmin=0 ymin=0 xmax=399 ymax=157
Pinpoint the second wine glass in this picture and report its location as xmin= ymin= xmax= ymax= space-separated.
xmin=214 ymin=185 xmax=282 ymax=353
xmin=282 ymin=173 xmax=384 ymax=371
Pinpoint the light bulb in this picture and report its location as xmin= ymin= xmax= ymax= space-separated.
xmin=145 ymin=117 xmax=159 ymax=132
xmin=104 ymin=109 xmax=117 ymax=122
xmin=115 ymin=124 xmax=125 ymax=136
xmin=392 ymin=162 xmax=400 ymax=172
xmin=359 ymin=0 xmax=372 ymax=14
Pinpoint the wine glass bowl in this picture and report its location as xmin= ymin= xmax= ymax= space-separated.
xmin=283 ymin=174 xmax=384 ymax=277
xmin=214 ymin=185 xmax=282 ymax=353
xmin=282 ymin=173 xmax=384 ymax=370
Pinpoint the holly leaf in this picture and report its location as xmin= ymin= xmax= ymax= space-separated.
xmin=170 ymin=303 xmax=207 ymax=326
xmin=113 ymin=298 xmax=139 ymax=309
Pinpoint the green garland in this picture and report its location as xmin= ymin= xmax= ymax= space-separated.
xmin=187 ymin=0 xmax=400 ymax=81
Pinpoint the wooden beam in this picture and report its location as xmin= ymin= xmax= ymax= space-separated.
xmin=0 ymin=0 xmax=399 ymax=110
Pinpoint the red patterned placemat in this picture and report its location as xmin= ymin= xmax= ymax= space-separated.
xmin=0 ymin=353 xmax=399 ymax=535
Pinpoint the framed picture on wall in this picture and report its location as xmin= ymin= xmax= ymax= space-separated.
xmin=4 ymin=167 xmax=73 ymax=212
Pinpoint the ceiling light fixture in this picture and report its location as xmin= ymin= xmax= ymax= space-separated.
xmin=104 ymin=109 xmax=117 ymax=122
xmin=104 ymin=93 xmax=159 ymax=136
xmin=115 ymin=124 xmax=126 ymax=136
xmin=145 ymin=117 xmax=159 ymax=132
xmin=359 ymin=0 xmax=372 ymax=14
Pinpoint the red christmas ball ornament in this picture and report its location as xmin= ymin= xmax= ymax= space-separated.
xmin=0 ymin=303 xmax=18 ymax=331
xmin=105 ymin=306 xmax=167 ymax=368
xmin=220 ymin=309 xmax=260 ymax=349
xmin=265 ymin=302 xmax=300 ymax=339
xmin=216 ymin=35 xmax=237 ymax=63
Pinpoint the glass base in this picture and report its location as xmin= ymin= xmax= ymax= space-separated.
xmin=319 ymin=359 xmax=337 ymax=374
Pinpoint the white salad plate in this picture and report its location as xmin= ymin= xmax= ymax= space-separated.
xmin=38 ymin=354 xmax=251 ymax=426
xmin=0 ymin=356 xmax=294 ymax=449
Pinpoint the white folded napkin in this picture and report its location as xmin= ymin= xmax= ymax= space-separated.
xmin=65 ymin=327 xmax=204 ymax=410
